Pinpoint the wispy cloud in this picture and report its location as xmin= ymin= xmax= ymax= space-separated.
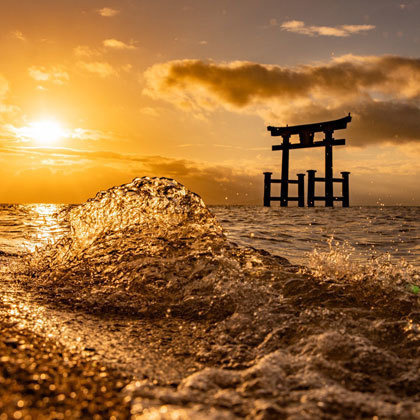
xmin=70 ymin=127 xmax=113 ymax=141
xmin=0 ymin=76 xmax=20 ymax=117
xmin=143 ymin=55 xmax=420 ymax=146
xmin=103 ymin=38 xmax=137 ymax=50
xmin=0 ymin=145 xmax=266 ymax=204
xmin=73 ymin=45 xmax=102 ymax=58
xmin=28 ymin=66 xmax=69 ymax=85
xmin=4 ymin=123 xmax=112 ymax=143
xmin=121 ymin=64 xmax=133 ymax=73
xmin=0 ymin=143 xmax=417 ymax=205
xmin=97 ymin=7 xmax=119 ymax=17
xmin=10 ymin=30 xmax=26 ymax=41
xmin=77 ymin=61 xmax=117 ymax=78
xmin=280 ymin=20 xmax=375 ymax=37
xmin=139 ymin=107 xmax=160 ymax=117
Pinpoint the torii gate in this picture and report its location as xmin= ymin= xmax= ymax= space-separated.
xmin=263 ymin=114 xmax=351 ymax=207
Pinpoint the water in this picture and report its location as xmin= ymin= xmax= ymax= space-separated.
xmin=1 ymin=202 xmax=418 ymax=268
xmin=0 ymin=203 xmax=69 ymax=255
xmin=0 ymin=177 xmax=419 ymax=419
xmin=211 ymin=205 xmax=419 ymax=268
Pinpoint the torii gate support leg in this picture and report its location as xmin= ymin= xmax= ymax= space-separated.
xmin=297 ymin=173 xmax=305 ymax=207
xmin=280 ymin=135 xmax=290 ymax=207
xmin=307 ymin=170 xmax=316 ymax=207
xmin=263 ymin=172 xmax=272 ymax=207
xmin=341 ymin=171 xmax=350 ymax=207
xmin=325 ymin=131 xmax=334 ymax=207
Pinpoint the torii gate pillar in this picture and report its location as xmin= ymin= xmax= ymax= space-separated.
xmin=280 ymin=135 xmax=290 ymax=207
xmin=325 ymin=130 xmax=334 ymax=207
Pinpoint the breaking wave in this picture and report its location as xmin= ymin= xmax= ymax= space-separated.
xmin=24 ymin=177 xmax=288 ymax=318
xmin=21 ymin=177 xmax=420 ymax=418
xmin=304 ymin=238 xmax=420 ymax=294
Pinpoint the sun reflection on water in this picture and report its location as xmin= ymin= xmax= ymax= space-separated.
xmin=24 ymin=204 xmax=68 ymax=252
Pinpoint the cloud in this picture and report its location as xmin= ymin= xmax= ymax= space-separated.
xmin=280 ymin=20 xmax=375 ymax=37
xmin=139 ymin=107 xmax=160 ymax=117
xmin=4 ymin=123 xmax=112 ymax=144
xmin=10 ymin=30 xmax=26 ymax=41
xmin=0 ymin=145 xmax=137 ymax=162
xmin=73 ymin=45 xmax=102 ymax=58
xmin=0 ymin=148 xmax=263 ymax=204
xmin=103 ymin=38 xmax=137 ymax=50
xmin=276 ymin=100 xmax=420 ymax=146
xmin=143 ymin=55 xmax=420 ymax=145
xmin=28 ymin=66 xmax=69 ymax=85
xmin=350 ymin=101 xmax=420 ymax=145
xmin=121 ymin=64 xmax=133 ymax=73
xmin=97 ymin=7 xmax=119 ymax=17
xmin=69 ymin=127 xmax=113 ymax=141
xmin=0 ymin=74 xmax=20 ymax=118
xmin=77 ymin=61 xmax=117 ymax=78
xmin=0 ymin=143 xmax=418 ymax=205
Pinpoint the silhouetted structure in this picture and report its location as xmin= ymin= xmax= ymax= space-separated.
xmin=263 ymin=114 xmax=351 ymax=207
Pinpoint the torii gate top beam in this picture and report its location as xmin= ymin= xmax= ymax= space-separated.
xmin=267 ymin=114 xmax=351 ymax=137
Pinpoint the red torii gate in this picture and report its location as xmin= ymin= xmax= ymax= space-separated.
xmin=264 ymin=114 xmax=351 ymax=207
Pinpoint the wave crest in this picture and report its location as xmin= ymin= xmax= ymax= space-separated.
xmin=24 ymin=177 xmax=282 ymax=318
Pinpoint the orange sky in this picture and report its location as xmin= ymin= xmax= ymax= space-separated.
xmin=0 ymin=0 xmax=419 ymax=205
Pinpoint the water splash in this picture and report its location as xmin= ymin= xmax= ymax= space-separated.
xmin=10 ymin=178 xmax=420 ymax=418
xmin=40 ymin=177 xmax=223 ymax=265
xmin=303 ymin=237 xmax=419 ymax=293
xmin=23 ymin=177 xmax=283 ymax=318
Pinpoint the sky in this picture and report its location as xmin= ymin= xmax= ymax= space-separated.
xmin=0 ymin=0 xmax=419 ymax=205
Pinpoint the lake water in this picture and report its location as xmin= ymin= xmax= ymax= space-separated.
xmin=0 ymin=179 xmax=419 ymax=418
xmin=1 ymin=202 xmax=418 ymax=268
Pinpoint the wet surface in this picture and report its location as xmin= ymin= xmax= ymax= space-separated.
xmin=0 ymin=178 xmax=419 ymax=418
xmin=0 ymin=279 xmax=131 ymax=418
xmin=0 ymin=272 xmax=207 ymax=385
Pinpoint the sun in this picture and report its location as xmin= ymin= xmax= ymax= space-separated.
xmin=21 ymin=119 xmax=66 ymax=146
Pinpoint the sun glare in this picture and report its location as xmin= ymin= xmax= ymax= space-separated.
xmin=20 ymin=119 xmax=65 ymax=146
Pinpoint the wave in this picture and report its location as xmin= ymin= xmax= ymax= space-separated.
xmin=22 ymin=176 xmax=419 ymax=320
xmin=20 ymin=177 xmax=420 ymax=418
xmin=23 ymin=177 xmax=289 ymax=319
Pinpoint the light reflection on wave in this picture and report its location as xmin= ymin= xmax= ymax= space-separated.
xmin=0 ymin=203 xmax=69 ymax=254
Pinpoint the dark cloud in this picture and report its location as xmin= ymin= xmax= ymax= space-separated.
xmin=278 ymin=100 xmax=420 ymax=146
xmin=145 ymin=55 xmax=420 ymax=104
xmin=351 ymin=101 xmax=420 ymax=144
xmin=144 ymin=55 xmax=420 ymax=145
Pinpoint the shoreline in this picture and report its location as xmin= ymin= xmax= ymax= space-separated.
xmin=0 ymin=180 xmax=419 ymax=419
xmin=0 ymin=305 xmax=131 ymax=418
xmin=2 ymin=257 xmax=420 ymax=418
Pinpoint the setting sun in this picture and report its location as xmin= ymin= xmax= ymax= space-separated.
xmin=20 ymin=119 xmax=65 ymax=146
